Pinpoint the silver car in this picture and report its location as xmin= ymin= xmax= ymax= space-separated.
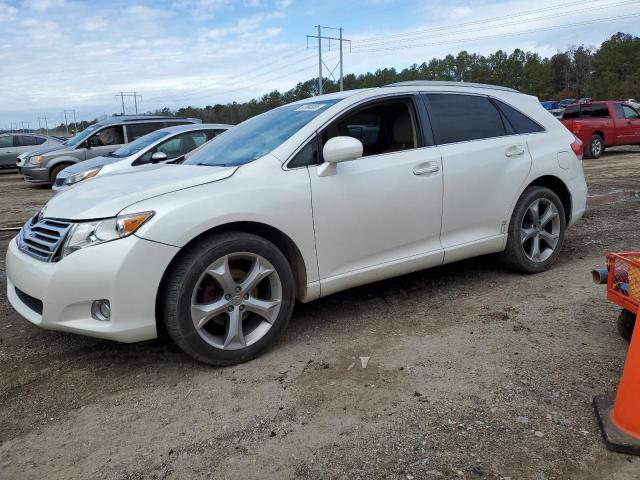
xmin=21 ymin=115 xmax=201 ymax=185
xmin=0 ymin=133 xmax=63 ymax=171
xmin=52 ymin=124 xmax=231 ymax=192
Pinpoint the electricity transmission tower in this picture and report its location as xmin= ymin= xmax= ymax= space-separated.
xmin=115 ymin=92 xmax=142 ymax=115
xmin=37 ymin=117 xmax=49 ymax=135
xmin=306 ymin=25 xmax=351 ymax=94
xmin=64 ymin=110 xmax=78 ymax=135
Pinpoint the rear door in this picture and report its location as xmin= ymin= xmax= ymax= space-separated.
xmin=0 ymin=135 xmax=16 ymax=167
xmin=423 ymin=93 xmax=532 ymax=260
xmin=614 ymin=104 xmax=640 ymax=144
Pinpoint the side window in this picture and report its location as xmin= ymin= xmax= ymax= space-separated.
xmin=140 ymin=131 xmax=205 ymax=162
xmin=164 ymin=121 xmax=192 ymax=127
xmin=17 ymin=135 xmax=43 ymax=146
xmin=563 ymin=106 xmax=580 ymax=119
xmin=87 ymin=126 xmax=125 ymax=147
xmin=126 ymin=123 xmax=163 ymax=141
xmin=494 ymin=99 xmax=544 ymax=134
xmin=426 ymin=94 xmax=506 ymax=144
xmin=288 ymin=136 xmax=319 ymax=168
xmin=614 ymin=104 xmax=625 ymax=119
xmin=34 ymin=136 xmax=47 ymax=145
xmin=581 ymin=104 xmax=610 ymax=118
xmin=205 ymin=129 xmax=226 ymax=141
xmin=623 ymin=105 xmax=640 ymax=119
xmin=321 ymin=99 xmax=419 ymax=158
xmin=0 ymin=136 xmax=13 ymax=148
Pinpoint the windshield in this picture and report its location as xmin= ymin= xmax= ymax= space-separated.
xmin=65 ymin=123 xmax=102 ymax=147
xmin=184 ymin=99 xmax=341 ymax=167
xmin=109 ymin=130 xmax=169 ymax=158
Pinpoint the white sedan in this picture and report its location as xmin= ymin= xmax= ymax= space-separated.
xmin=7 ymin=81 xmax=587 ymax=365
xmin=51 ymin=123 xmax=231 ymax=192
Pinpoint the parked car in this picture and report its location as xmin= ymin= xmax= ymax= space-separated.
xmin=6 ymin=81 xmax=587 ymax=365
xmin=0 ymin=133 xmax=63 ymax=170
xmin=21 ymin=115 xmax=201 ymax=185
xmin=52 ymin=124 xmax=231 ymax=192
xmin=558 ymin=99 xmax=576 ymax=108
xmin=578 ymin=97 xmax=592 ymax=104
xmin=627 ymin=99 xmax=640 ymax=110
xmin=561 ymin=101 xmax=640 ymax=158
xmin=540 ymin=101 xmax=559 ymax=111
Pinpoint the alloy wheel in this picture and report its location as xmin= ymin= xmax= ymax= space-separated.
xmin=190 ymin=253 xmax=282 ymax=350
xmin=520 ymin=198 xmax=560 ymax=263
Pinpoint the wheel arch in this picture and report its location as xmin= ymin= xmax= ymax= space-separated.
xmin=155 ymin=221 xmax=309 ymax=336
xmin=525 ymin=175 xmax=572 ymax=221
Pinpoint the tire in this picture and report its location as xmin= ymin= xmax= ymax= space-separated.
xmin=49 ymin=163 xmax=72 ymax=184
xmin=617 ymin=309 xmax=636 ymax=343
xmin=161 ymin=232 xmax=296 ymax=366
xmin=502 ymin=186 xmax=566 ymax=274
xmin=585 ymin=134 xmax=604 ymax=159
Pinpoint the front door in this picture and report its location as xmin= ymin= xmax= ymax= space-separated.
xmin=309 ymin=96 xmax=444 ymax=295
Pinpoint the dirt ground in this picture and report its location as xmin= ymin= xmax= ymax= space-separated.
xmin=2 ymin=149 xmax=640 ymax=480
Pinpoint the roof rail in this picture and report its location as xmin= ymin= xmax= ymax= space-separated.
xmin=386 ymin=81 xmax=519 ymax=93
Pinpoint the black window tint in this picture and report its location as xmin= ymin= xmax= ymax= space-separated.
xmin=563 ymin=106 xmax=580 ymax=119
xmin=427 ymin=94 xmax=505 ymax=144
xmin=165 ymin=121 xmax=192 ymax=127
xmin=494 ymin=100 xmax=544 ymax=134
xmin=205 ymin=129 xmax=225 ymax=141
xmin=321 ymin=99 xmax=418 ymax=157
xmin=288 ymin=136 xmax=318 ymax=168
xmin=126 ymin=122 xmax=163 ymax=141
xmin=623 ymin=105 xmax=640 ymax=119
xmin=581 ymin=103 xmax=609 ymax=117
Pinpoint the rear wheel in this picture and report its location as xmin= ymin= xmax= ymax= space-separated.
xmin=618 ymin=309 xmax=636 ymax=343
xmin=585 ymin=134 xmax=604 ymax=159
xmin=502 ymin=186 xmax=566 ymax=273
xmin=162 ymin=232 xmax=296 ymax=366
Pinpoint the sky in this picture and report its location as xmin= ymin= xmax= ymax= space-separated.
xmin=0 ymin=0 xmax=638 ymax=128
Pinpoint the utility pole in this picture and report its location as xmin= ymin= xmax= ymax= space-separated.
xmin=38 ymin=116 xmax=49 ymax=135
xmin=306 ymin=26 xmax=351 ymax=94
xmin=64 ymin=110 xmax=78 ymax=135
xmin=115 ymin=92 xmax=142 ymax=115
xmin=62 ymin=112 xmax=69 ymax=137
xmin=21 ymin=121 xmax=30 ymax=132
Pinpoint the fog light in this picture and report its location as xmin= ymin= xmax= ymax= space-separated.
xmin=91 ymin=299 xmax=111 ymax=322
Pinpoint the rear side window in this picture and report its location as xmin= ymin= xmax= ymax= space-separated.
xmin=17 ymin=135 xmax=46 ymax=146
xmin=0 ymin=136 xmax=12 ymax=148
xmin=563 ymin=106 xmax=580 ymax=119
xmin=494 ymin=100 xmax=544 ymax=134
xmin=126 ymin=122 xmax=163 ymax=141
xmin=581 ymin=103 xmax=610 ymax=118
xmin=205 ymin=129 xmax=226 ymax=141
xmin=426 ymin=94 xmax=505 ymax=144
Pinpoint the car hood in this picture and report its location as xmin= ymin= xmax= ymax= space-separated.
xmin=62 ymin=155 xmax=123 ymax=174
xmin=44 ymin=163 xmax=237 ymax=220
xmin=25 ymin=143 xmax=65 ymax=158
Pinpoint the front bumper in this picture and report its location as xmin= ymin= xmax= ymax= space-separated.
xmin=6 ymin=234 xmax=180 ymax=342
xmin=22 ymin=165 xmax=50 ymax=184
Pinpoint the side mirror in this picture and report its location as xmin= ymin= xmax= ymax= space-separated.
xmin=150 ymin=151 xmax=168 ymax=164
xmin=322 ymin=136 xmax=363 ymax=164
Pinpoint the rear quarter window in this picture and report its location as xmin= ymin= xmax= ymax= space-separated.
xmin=494 ymin=100 xmax=544 ymax=134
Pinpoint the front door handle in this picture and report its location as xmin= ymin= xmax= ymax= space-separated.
xmin=413 ymin=162 xmax=440 ymax=176
xmin=505 ymin=145 xmax=525 ymax=158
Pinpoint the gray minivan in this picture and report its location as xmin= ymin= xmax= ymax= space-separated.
xmin=21 ymin=115 xmax=201 ymax=185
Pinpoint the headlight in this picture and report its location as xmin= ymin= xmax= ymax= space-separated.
xmin=60 ymin=211 xmax=154 ymax=258
xmin=64 ymin=166 xmax=102 ymax=185
xmin=29 ymin=155 xmax=45 ymax=166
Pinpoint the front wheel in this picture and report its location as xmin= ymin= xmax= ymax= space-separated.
xmin=162 ymin=232 xmax=296 ymax=365
xmin=502 ymin=186 xmax=566 ymax=273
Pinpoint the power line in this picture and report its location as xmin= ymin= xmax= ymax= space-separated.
xmin=115 ymin=91 xmax=142 ymax=114
xmin=352 ymin=0 xmax=638 ymax=49
xmin=351 ymin=12 xmax=640 ymax=53
xmin=353 ymin=0 xmax=626 ymax=44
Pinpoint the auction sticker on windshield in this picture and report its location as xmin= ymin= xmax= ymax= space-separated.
xmin=295 ymin=104 xmax=326 ymax=112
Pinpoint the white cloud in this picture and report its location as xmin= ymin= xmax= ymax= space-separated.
xmin=0 ymin=2 xmax=18 ymax=21
xmin=23 ymin=0 xmax=65 ymax=11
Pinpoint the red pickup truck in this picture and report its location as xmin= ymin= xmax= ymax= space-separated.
xmin=560 ymin=101 xmax=640 ymax=158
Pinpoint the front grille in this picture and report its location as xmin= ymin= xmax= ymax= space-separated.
xmin=17 ymin=216 xmax=73 ymax=262
xmin=15 ymin=287 xmax=43 ymax=314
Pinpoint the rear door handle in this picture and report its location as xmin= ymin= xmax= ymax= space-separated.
xmin=413 ymin=162 xmax=440 ymax=176
xmin=505 ymin=145 xmax=525 ymax=158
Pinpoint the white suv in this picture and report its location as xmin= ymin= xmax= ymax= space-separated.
xmin=6 ymin=82 xmax=587 ymax=365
